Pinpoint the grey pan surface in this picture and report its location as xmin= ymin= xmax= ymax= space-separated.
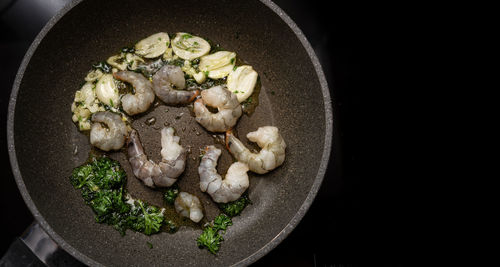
xmin=8 ymin=0 xmax=332 ymax=266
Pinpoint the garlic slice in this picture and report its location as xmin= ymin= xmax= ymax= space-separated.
xmin=199 ymin=51 xmax=236 ymax=79
xmin=85 ymin=69 xmax=103 ymax=82
xmin=125 ymin=53 xmax=144 ymax=70
xmin=163 ymin=47 xmax=173 ymax=60
xmin=227 ymin=65 xmax=258 ymax=102
xmin=95 ymin=74 xmax=120 ymax=107
xmin=135 ymin=32 xmax=170 ymax=58
xmin=172 ymin=32 xmax=210 ymax=60
xmin=193 ymin=72 xmax=207 ymax=84
xmin=107 ymin=55 xmax=128 ymax=70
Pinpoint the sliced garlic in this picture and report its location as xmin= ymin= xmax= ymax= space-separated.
xmin=172 ymin=32 xmax=210 ymax=60
xmin=78 ymin=120 xmax=91 ymax=131
xmin=163 ymin=47 xmax=173 ymax=60
xmin=85 ymin=69 xmax=103 ymax=82
xmin=182 ymin=60 xmax=197 ymax=76
xmin=227 ymin=65 xmax=258 ymax=102
xmin=87 ymin=102 xmax=102 ymax=113
xmin=72 ymin=105 xmax=91 ymax=125
xmin=199 ymin=51 xmax=236 ymax=79
xmin=193 ymin=72 xmax=207 ymax=84
xmin=125 ymin=53 xmax=144 ymax=70
xmin=135 ymin=32 xmax=170 ymax=58
xmin=95 ymin=74 xmax=120 ymax=107
xmin=107 ymin=55 xmax=127 ymax=70
xmin=79 ymin=82 xmax=96 ymax=107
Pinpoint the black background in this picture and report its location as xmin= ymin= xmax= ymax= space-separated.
xmin=0 ymin=0 xmax=407 ymax=266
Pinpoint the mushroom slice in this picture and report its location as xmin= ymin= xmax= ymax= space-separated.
xmin=171 ymin=32 xmax=211 ymax=60
xmin=227 ymin=65 xmax=258 ymax=102
xmin=135 ymin=32 xmax=170 ymax=58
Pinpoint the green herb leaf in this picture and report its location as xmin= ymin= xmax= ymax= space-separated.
xmin=164 ymin=186 xmax=179 ymax=205
xmin=70 ymin=156 xmax=166 ymax=237
xmin=197 ymin=226 xmax=223 ymax=254
xmin=196 ymin=214 xmax=233 ymax=255
xmin=218 ymin=194 xmax=251 ymax=217
xmin=213 ymin=214 xmax=232 ymax=231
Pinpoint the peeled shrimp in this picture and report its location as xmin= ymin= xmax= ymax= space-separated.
xmin=199 ymin=145 xmax=249 ymax=203
xmin=113 ymin=71 xmax=155 ymax=115
xmin=193 ymin=85 xmax=242 ymax=132
xmin=89 ymin=111 xmax=128 ymax=151
xmin=174 ymin=192 xmax=203 ymax=223
xmin=226 ymin=126 xmax=286 ymax=174
xmin=127 ymin=127 xmax=186 ymax=188
xmin=152 ymin=65 xmax=199 ymax=105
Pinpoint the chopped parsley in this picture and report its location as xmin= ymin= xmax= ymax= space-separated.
xmin=70 ymin=156 xmax=166 ymax=236
xmin=197 ymin=214 xmax=233 ymax=254
xmin=218 ymin=194 xmax=252 ymax=217
xmin=197 ymin=194 xmax=251 ymax=254
xmin=164 ymin=186 xmax=179 ymax=205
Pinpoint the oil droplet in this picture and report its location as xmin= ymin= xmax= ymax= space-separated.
xmin=175 ymin=112 xmax=184 ymax=120
xmin=145 ymin=117 xmax=156 ymax=126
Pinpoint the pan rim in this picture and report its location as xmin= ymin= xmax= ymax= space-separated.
xmin=7 ymin=0 xmax=333 ymax=266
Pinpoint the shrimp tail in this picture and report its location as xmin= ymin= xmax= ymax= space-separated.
xmin=188 ymin=89 xmax=200 ymax=102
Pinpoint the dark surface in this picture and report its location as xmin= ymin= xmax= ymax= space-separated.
xmin=0 ymin=239 xmax=45 ymax=267
xmin=0 ymin=0 xmax=368 ymax=266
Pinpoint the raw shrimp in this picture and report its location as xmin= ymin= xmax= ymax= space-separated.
xmin=174 ymin=192 xmax=204 ymax=223
xmin=226 ymin=126 xmax=286 ymax=174
xmin=199 ymin=145 xmax=249 ymax=203
xmin=113 ymin=71 xmax=155 ymax=115
xmin=127 ymin=127 xmax=186 ymax=188
xmin=152 ymin=65 xmax=199 ymax=105
xmin=193 ymin=85 xmax=242 ymax=132
xmin=89 ymin=111 xmax=128 ymax=151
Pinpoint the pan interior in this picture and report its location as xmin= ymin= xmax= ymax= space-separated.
xmin=11 ymin=0 xmax=328 ymax=265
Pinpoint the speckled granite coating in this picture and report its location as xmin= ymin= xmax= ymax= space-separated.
xmin=8 ymin=0 xmax=332 ymax=266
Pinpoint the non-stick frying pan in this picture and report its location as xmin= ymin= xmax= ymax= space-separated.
xmin=8 ymin=0 xmax=332 ymax=265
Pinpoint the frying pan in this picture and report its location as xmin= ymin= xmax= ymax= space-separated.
xmin=7 ymin=0 xmax=332 ymax=265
